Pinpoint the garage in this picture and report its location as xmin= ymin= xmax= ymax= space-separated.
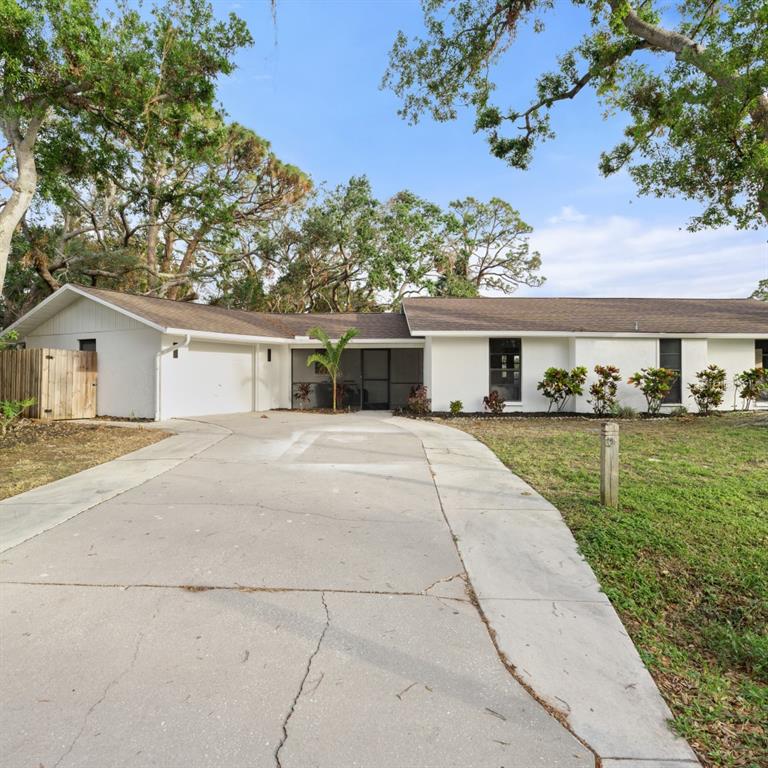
xmin=159 ymin=340 xmax=254 ymax=419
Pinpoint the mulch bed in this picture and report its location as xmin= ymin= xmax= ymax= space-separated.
xmin=273 ymin=408 xmax=357 ymax=414
xmin=1 ymin=419 xmax=95 ymax=448
xmin=398 ymin=410 xmax=672 ymax=420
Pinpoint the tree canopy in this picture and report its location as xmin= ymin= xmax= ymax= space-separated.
xmin=0 ymin=0 xmax=254 ymax=291
xmin=1 ymin=0 xmax=544 ymax=322
xmin=384 ymin=0 xmax=768 ymax=231
xmin=259 ymin=176 xmax=543 ymax=313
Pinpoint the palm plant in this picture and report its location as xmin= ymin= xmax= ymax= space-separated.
xmin=306 ymin=327 xmax=359 ymax=412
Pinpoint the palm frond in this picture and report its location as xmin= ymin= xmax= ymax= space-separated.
xmin=306 ymin=352 xmax=331 ymax=370
xmin=308 ymin=326 xmax=332 ymax=352
xmin=306 ymin=326 xmax=360 ymax=387
xmin=338 ymin=327 xmax=360 ymax=348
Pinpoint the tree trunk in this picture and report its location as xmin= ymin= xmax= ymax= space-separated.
xmin=752 ymin=93 xmax=768 ymax=226
xmin=145 ymin=196 xmax=160 ymax=272
xmin=0 ymin=113 xmax=46 ymax=292
xmin=144 ymin=164 xmax=166 ymax=279
xmin=167 ymin=228 xmax=206 ymax=300
xmin=160 ymin=223 xmax=176 ymax=273
xmin=332 ymin=373 xmax=337 ymax=411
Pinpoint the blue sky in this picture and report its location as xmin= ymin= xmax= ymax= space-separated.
xmin=214 ymin=0 xmax=767 ymax=298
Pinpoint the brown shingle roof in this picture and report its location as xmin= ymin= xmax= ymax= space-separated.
xmin=76 ymin=286 xmax=411 ymax=339
xmin=278 ymin=312 xmax=412 ymax=339
xmin=402 ymin=297 xmax=768 ymax=335
xmin=77 ymin=285 xmax=294 ymax=337
xmin=71 ymin=287 xmax=768 ymax=339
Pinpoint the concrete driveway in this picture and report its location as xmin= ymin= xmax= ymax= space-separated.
xmin=0 ymin=412 xmax=593 ymax=768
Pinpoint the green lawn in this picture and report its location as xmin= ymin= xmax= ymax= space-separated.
xmin=446 ymin=413 xmax=767 ymax=768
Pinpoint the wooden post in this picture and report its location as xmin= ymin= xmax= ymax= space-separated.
xmin=600 ymin=422 xmax=619 ymax=507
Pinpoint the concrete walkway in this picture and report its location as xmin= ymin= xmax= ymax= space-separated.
xmin=394 ymin=417 xmax=700 ymax=767
xmin=0 ymin=412 xmax=593 ymax=768
xmin=0 ymin=418 xmax=229 ymax=553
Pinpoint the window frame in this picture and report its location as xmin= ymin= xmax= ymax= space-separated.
xmin=756 ymin=339 xmax=768 ymax=368
xmin=489 ymin=338 xmax=522 ymax=403
xmin=756 ymin=340 xmax=768 ymax=402
xmin=659 ymin=338 xmax=682 ymax=405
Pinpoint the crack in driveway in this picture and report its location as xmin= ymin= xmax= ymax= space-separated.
xmin=0 ymin=580 xmax=470 ymax=602
xmin=422 ymin=571 xmax=466 ymax=595
xmin=274 ymin=592 xmax=330 ymax=768
xmin=52 ymin=593 xmax=164 ymax=767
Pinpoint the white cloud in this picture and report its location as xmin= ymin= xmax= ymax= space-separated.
xmin=547 ymin=205 xmax=588 ymax=224
xmin=519 ymin=214 xmax=767 ymax=298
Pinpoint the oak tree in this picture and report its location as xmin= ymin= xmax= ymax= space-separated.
xmin=265 ymin=176 xmax=543 ymax=312
xmin=0 ymin=0 xmax=252 ymax=291
xmin=384 ymin=1 xmax=768 ymax=230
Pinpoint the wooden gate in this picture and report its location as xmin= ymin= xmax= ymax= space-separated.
xmin=0 ymin=348 xmax=97 ymax=419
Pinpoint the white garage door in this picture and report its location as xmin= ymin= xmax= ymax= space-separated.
xmin=161 ymin=341 xmax=253 ymax=418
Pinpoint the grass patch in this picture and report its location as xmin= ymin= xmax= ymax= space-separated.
xmin=0 ymin=421 xmax=171 ymax=500
xmin=448 ymin=413 xmax=767 ymax=768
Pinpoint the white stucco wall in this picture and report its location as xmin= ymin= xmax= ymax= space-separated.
xmin=277 ymin=346 xmax=293 ymax=408
xmin=570 ymin=338 xmax=657 ymax=412
xmin=707 ymin=338 xmax=760 ymax=410
xmin=427 ymin=336 xmax=489 ymax=411
xmin=426 ymin=335 xmax=657 ymax=412
xmin=677 ymin=339 xmax=710 ymax=411
xmin=423 ymin=334 xmax=761 ymax=414
xmin=25 ymin=297 xmax=160 ymax=418
xmin=520 ymin=337 xmax=571 ymax=411
xmin=257 ymin=344 xmax=291 ymax=410
xmin=255 ymin=344 xmax=272 ymax=411
xmin=423 ymin=337 xmax=433 ymax=400
xmin=571 ymin=337 xmax=713 ymax=412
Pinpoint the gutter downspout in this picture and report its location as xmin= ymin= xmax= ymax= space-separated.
xmin=155 ymin=333 xmax=191 ymax=421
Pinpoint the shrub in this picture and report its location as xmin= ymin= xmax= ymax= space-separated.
xmin=294 ymin=382 xmax=312 ymax=409
xmin=1 ymin=398 xmax=36 ymax=436
xmin=536 ymin=366 xmax=588 ymax=413
xmin=407 ymin=385 xmax=431 ymax=415
xmin=588 ymin=364 xmax=621 ymax=415
xmin=670 ymin=405 xmax=688 ymax=417
xmin=734 ymin=368 xmax=768 ymax=410
xmin=482 ymin=390 xmax=505 ymax=415
xmin=688 ymin=364 xmax=727 ymax=414
xmin=449 ymin=400 xmax=463 ymax=415
xmin=627 ymin=367 xmax=678 ymax=415
xmin=612 ymin=403 xmax=637 ymax=419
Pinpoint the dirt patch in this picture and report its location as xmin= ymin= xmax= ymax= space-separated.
xmin=0 ymin=421 xmax=171 ymax=500
xmin=91 ymin=414 xmax=155 ymax=423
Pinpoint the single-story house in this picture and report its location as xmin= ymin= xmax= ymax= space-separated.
xmin=4 ymin=283 xmax=768 ymax=419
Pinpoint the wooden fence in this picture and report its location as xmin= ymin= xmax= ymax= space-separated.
xmin=0 ymin=348 xmax=97 ymax=420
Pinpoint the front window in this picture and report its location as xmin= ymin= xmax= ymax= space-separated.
xmin=490 ymin=338 xmax=521 ymax=402
xmin=757 ymin=340 xmax=768 ymax=401
xmin=660 ymin=338 xmax=682 ymax=403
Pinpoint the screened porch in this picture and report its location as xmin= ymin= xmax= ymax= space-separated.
xmin=291 ymin=347 xmax=423 ymax=410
